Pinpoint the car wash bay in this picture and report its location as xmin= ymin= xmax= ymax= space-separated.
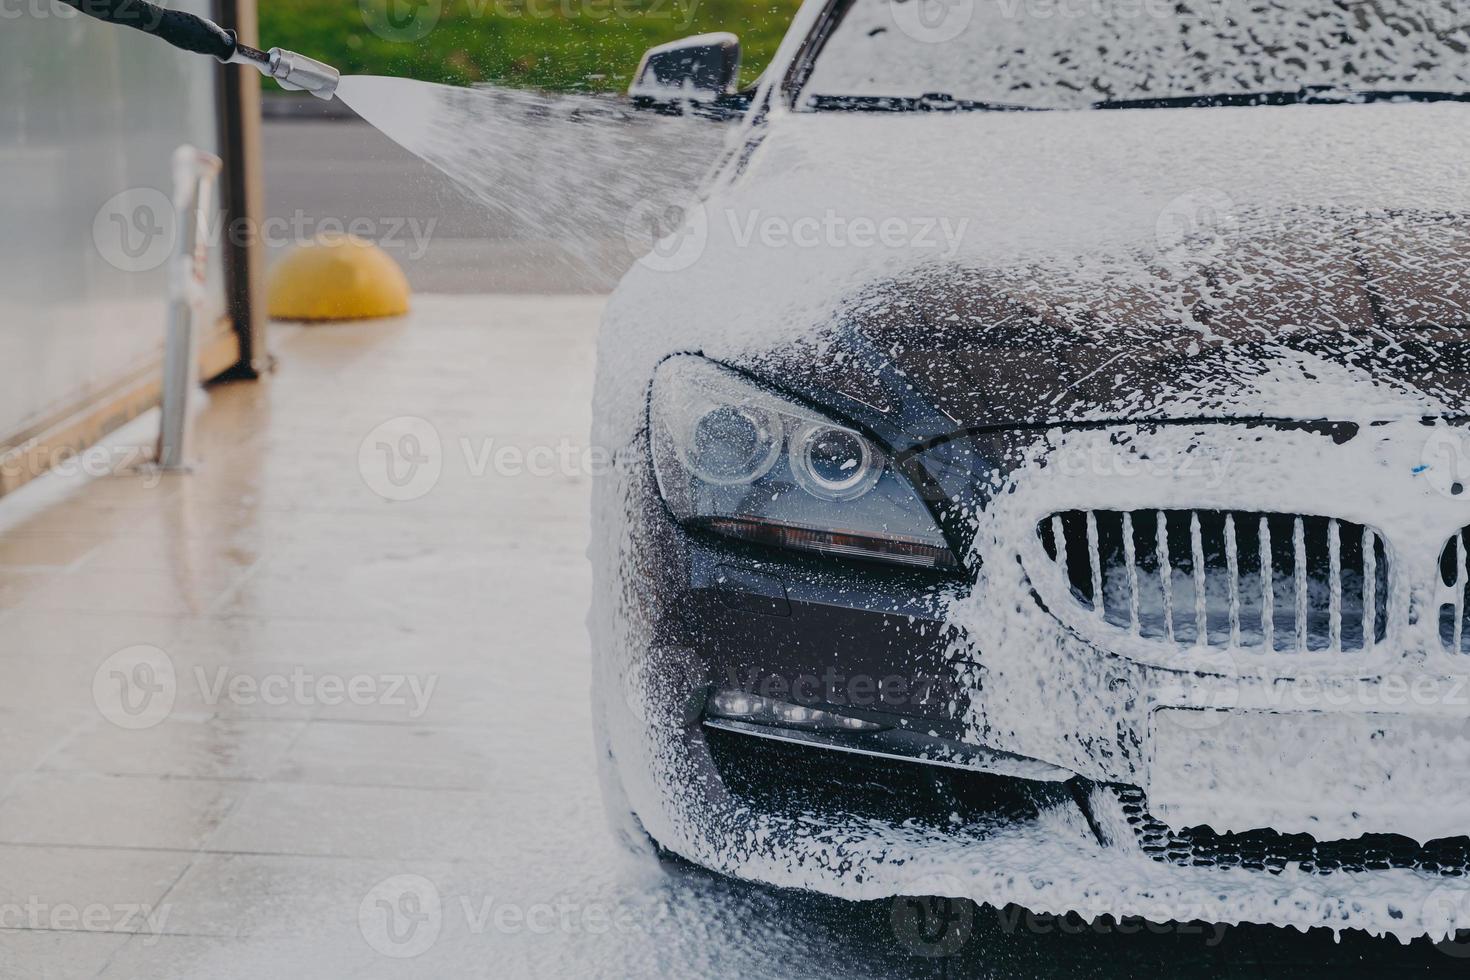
xmin=0 ymin=111 xmax=1456 ymax=980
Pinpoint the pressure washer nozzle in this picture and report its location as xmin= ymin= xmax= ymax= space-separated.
xmin=229 ymin=45 xmax=340 ymax=101
xmin=265 ymin=48 xmax=341 ymax=102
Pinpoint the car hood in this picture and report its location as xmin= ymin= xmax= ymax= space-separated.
xmin=758 ymin=223 xmax=1470 ymax=439
xmin=595 ymin=101 xmax=1470 ymax=451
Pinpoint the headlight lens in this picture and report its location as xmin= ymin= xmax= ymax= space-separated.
xmin=681 ymin=403 xmax=782 ymax=485
xmin=789 ymin=422 xmax=882 ymax=501
xmin=649 ymin=356 xmax=955 ymax=569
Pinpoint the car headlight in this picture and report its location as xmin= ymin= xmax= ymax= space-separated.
xmin=649 ymin=356 xmax=956 ymax=569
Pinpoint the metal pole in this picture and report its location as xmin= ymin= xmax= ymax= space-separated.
xmin=157 ymin=145 xmax=223 ymax=471
xmin=215 ymin=0 xmax=270 ymax=378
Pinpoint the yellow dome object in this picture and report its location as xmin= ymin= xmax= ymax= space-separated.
xmin=266 ymin=233 xmax=410 ymax=321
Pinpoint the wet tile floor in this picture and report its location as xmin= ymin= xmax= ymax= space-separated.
xmin=0 ymin=296 xmax=1459 ymax=977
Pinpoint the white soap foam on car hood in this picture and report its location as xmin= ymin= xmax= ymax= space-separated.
xmin=594 ymin=100 xmax=1470 ymax=451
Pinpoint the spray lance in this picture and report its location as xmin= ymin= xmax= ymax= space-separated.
xmin=56 ymin=0 xmax=340 ymax=100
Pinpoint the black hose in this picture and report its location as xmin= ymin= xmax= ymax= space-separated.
xmin=56 ymin=0 xmax=238 ymax=61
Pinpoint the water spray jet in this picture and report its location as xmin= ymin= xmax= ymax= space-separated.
xmin=57 ymin=1 xmax=749 ymax=291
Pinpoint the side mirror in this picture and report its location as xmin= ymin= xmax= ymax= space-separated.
xmin=628 ymin=32 xmax=748 ymax=118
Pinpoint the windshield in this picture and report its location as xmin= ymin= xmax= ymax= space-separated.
xmin=801 ymin=0 xmax=1470 ymax=110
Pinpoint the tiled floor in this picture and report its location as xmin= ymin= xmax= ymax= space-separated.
xmin=0 ymin=296 xmax=609 ymax=978
xmin=0 ymin=296 xmax=1459 ymax=978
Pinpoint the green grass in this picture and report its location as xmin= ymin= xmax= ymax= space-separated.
xmin=258 ymin=0 xmax=801 ymax=93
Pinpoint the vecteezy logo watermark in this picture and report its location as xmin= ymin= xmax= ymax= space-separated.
xmin=359 ymin=416 xmax=444 ymax=502
xmin=2 ymin=0 xmax=165 ymax=24
xmin=93 ymin=645 xmax=177 ymax=730
xmin=889 ymin=0 xmax=975 ymax=43
xmin=626 ymin=196 xmax=709 ymax=273
xmin=358 ymin=0 xmax=698 ymax=40
xmin=0 ymin=898 xmax=172 ymax=941
xmin=459 ymin=438 xmax=612 ymax=480
xmin=719 ymin=666 xmax=958 ymax=712
xmin=1050 ymin=438 xmax=1234 ymax=487
xmin=360 ymin=875 xmax=443 ymax=958
xmin=1155 ymin=189 xmax=1236 ymax=270
xmin=192 ymin=666 xmax=438 ymax=718
xmin=725 ymin=209 xmax=970 ymax=256
xmin=507 ymin=0 xmax=700 ymax=24
xmin=93 ymin=187 xmax=176 ymax=274
xmin=0 ymin=440 xmax=162 ymax=489
xmin=359 ymin=0 xmax=442 ymax=42
xmin=92 ymin=190 xmax=439 ymax=274
xmin=358 ymin=876 xmax=643 ymax=957
xmin=1420 ymin=426 xmax=1470 ymax=500
xmin=993 ymin=905 xmax=1229 ymax=946
xmin=622 ymin=647 xmax=709 ymax=729
xmin=1259 ymin=674 xmax=1470 ymax=712
xmin=1426 ymin=885 xmax=1470 ymax=957
xmin=988 ymin=0 xmax=1197 ymax=21
xmin=93 ymin=647 xmax=438 ymax=728
xmin=627 ymin=201 xmax=972 ymax=273
xmin=890 ymin=873 xmax=975 ymax=957
xmin=357 ymin=419 xmax=614 ymax=502
xmin=1151 ymin=646 xmax=1241 ymax=732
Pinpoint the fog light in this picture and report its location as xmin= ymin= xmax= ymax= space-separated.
xmin=706 ymin=689 xmax=887 ymax=732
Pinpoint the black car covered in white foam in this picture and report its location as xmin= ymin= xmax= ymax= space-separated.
xmin=591 ymin=0 xmax=1470 ymax=941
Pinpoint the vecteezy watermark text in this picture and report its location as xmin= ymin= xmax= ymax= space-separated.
xmin=721 ymin=665 xmax=958 ymax=711
xmin=358 ymin=416 xmax=613 ymax=502
xmin=891 ymin=0 xmax=1290 ymax=46
xmin=358 ymin=875 xmax=642 ymax=958
xmin=725 ymin=209 xmax=970 ymax=254
xmin=3 ymin=0 xmax=164 ymax=23
xmin=357 ymin=0 xmax=699 ymax=44
xmin=629 ymin=199 xmax=972 ymax=273
xmin=92 ymin=646 xmax=438 ymax=728
xmin=92 ymin=189 xmax=438 ymax=273
xmin=1049 ymin=439 xmax=1235 ymax=487
xmin=0 ymin=440 xmax=161 ymax=488
xmin=0 ymin=898 xmax=172 ymax=941
xmin=891 ymin=880 xmax=1230 ymax=958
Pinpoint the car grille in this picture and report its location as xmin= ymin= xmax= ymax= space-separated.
xmin=1037 ymin=510 xmax=1390 ymax=652
xmin=1439 ymin=528 xmax=1470 ymax=654
xmin=1113 ymin=786 xmax=1470 ymax=876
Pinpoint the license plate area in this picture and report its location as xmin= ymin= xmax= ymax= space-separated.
xmin=1147 ymin=708 xmax=1470 ymax=843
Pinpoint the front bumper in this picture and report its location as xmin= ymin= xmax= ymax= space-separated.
xmin=590 ymin=419 xmax=1470 ymax=941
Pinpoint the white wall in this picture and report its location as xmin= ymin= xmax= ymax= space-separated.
xmin=0 ymin=0 xmax=227 ymax=439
